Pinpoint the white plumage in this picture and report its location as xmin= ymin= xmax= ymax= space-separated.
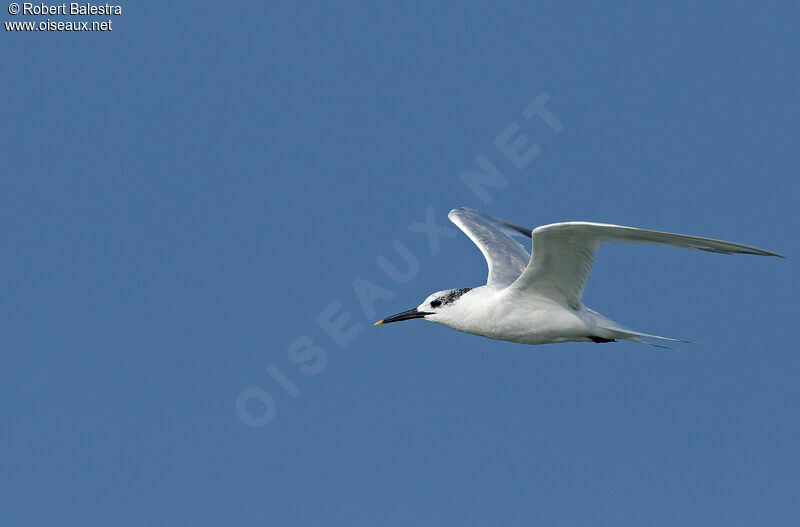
xmin=375 ymin=208 xmax=783 ymax=347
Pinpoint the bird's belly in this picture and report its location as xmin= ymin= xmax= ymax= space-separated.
xmin=454 ymin=304 xmax=592 ymax=345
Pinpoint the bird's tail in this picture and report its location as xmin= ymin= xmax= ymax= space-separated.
xmin=590 ymin=311 xmax=692 ymax=349
xmin=606 ymin=327 xmax=692 ymax=349
xmin=624 ymin=333 xmax=692 ymax=349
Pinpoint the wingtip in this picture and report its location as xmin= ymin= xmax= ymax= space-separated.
xmin=751 ymin=249 xmax=785 ymax=258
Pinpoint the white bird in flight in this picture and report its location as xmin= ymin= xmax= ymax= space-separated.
xmin=374 ymin=208 xmax=783 ymax=347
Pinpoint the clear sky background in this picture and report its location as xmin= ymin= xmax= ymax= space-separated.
xmin=2 ymin=1 xmax=798 ymax=525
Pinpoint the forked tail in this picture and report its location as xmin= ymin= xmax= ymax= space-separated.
xmin=588 ymin=309 xmax=691 ymax=349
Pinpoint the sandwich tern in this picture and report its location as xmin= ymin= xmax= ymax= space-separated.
xmin=374 ymin=208 xmax=783 ymax=346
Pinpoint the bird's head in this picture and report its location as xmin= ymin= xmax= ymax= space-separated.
xmin=374 ymin=288 xmax=472 ymax=326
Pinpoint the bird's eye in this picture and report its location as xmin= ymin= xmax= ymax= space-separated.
xmin=430 ymin=299 xmax=441 ymax=308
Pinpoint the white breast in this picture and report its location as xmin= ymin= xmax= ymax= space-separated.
xmin=429 ymin=286 xmax=594 ymax=345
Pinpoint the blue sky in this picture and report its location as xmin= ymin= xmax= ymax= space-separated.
xmin=2 ymin=1 xmax=798 ymax=525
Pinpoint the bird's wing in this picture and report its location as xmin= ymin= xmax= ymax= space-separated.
xmin=506 ymin=221 xmax=783 ymax=309
xmin=448 ymin=207 xmax=532 ymax=286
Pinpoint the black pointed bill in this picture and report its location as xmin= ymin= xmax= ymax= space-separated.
xmin=373 ymin=308 xmax=432 ymax=326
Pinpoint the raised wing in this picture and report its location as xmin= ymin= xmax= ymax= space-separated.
xmin=507 ymin=222 xmax=783 ymax=309
xmin=448 ymin=207 xmax=532 ymax=286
